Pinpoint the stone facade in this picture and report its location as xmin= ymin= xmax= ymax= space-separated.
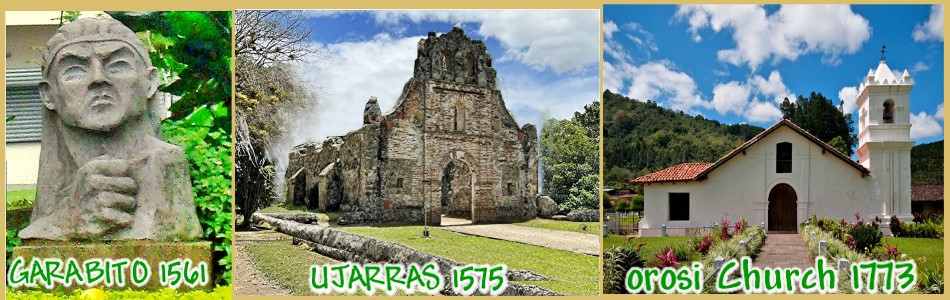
xmin=286 ymin=27 xmax=540 ymax=225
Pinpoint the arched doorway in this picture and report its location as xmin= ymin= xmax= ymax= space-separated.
xmin=768 ymin=183 xmax=798 ymax=231
xmin=441 ymin=160 xmax=474 ymax=221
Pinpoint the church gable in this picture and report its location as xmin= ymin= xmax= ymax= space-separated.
xmin=633 ymin=119 xmax=869 ymax=184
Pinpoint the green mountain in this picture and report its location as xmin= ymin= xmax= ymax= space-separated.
xmin=603 ymin=90 xmax=764 ymax=189
xmin=911 ymin=140 xmax=943 ymax=186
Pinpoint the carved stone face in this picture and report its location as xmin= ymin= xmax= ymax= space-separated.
xmin=41 ymin=41 xmax=157 ymax=132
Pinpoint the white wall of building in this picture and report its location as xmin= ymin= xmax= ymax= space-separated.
xmin=5 ymin=142 xmax=41 ymax=188
xmin=640 ymin=126 xmax=877 ymax=236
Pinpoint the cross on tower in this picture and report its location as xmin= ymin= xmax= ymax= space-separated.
xmin=880 ymin=44 xmax=887 ymax=62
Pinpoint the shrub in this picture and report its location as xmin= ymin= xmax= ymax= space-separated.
xmin=603 ymin=242 xmax=645 ymax=294
xmin=903 ymin=221 xmax=943 ymax=239
xmin=615 ymin=200 xmax=630 ymax=212
xmin=161 ymin=103 xmax=233 ymax=285
xmin=719 ymin=219 xmax=732 ymax=240
xmin=734 ymin=217 xmax=747 ymax=233
xmin=672 ymin=243 xmax=693 ymax=262
xmin=872 ymin=243 xmax=901 ymax=261
xmin=694 ymin=235 xmax=713 ymax=255
xmin=890 ymin=215 xmax=905 ymax=237
xmin=847 ymin=221 xmax=882 ymax=254
xmin=654 ymin=247 xmax=678 ymax=268
xmin=630 ymin=195 xmax=644 ymax=212
xmin=919 ymin=264 xmax=945 ymax=294
xmin=602 ymin=192 xmax=613 ymax=211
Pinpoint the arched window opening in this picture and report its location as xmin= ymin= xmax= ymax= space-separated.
xmin=883 ymin=100 xmax=894 ymax=124
xmin=442 ymin=50 xmax=454 ymax=75
xmin=777 ymin=142 xmax=792 ymax=173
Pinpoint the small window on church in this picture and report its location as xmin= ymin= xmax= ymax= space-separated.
xmin=777 ymin=142 xmax=792 ymax=173
xmin=883 ymin=100 xmax=894 ymax=124
xmin=453 ymin=102 xmax=466 ymax=131
xmin=396 ymin=178 xmax=404 ymax=188
xmin=669 ymin=193 xmax=689 ymax=221
xmin=506 ymin=183 xmax=514 ymax=196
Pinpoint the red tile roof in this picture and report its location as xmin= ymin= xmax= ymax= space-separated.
xmin=912 ymin=185 xmax=944 ymax=202
xmin=632 ymin=163 xmax=713 ymax=183
xmin=632 ymin=119 xmax=870 ymax=184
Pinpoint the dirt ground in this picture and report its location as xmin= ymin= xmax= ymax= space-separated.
xmin=233 ymin=229 xmax=293 ymax=296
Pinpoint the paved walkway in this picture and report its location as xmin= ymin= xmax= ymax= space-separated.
xmin=439 ymin=216 xmax=599 ymax=256
xmin=754 ymin=233 xmax=813 ymax=269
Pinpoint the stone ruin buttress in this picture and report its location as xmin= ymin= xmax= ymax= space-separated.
xmin=285 ymin=27 xmax=541 ymax=225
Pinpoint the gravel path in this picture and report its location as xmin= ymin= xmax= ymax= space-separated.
xmin=439 ymin=216 xmax=599 ymax=256
xmin=233 ymin=230 xmax=293 ymax=296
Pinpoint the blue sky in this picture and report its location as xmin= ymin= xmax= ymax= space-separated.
xmin=604 ymin=5 xmax=944 ymax=145
xmin=283 ymin=10 xmax=600 ymax=150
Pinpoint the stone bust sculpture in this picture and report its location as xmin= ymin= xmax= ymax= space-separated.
xmin=18 ymin=18 xmax=203 ymax=242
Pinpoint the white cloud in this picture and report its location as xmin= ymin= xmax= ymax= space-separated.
xmin=706 ymin=70 xmax=794 ymax=123
xmin=353 ymin=10 xmax=599 ymax=74
xmin=911 ymin=61 xmax=930 ymax=73
xmin=603 ymin=61 xmax=622 ymax=93
xmin=936 ymin=102 xmax=944 ymax=120
xmin=622 ymin=61 xmax=710 ymax=113
xmin=913 ymin=5 xmax=944 ymax=42
xmin=711 ymin=81 xmax=751 ymax=116
xmin=747 ymin=99 xmax=783 ymax=122
xmin=837 ymin=86 xmax=860 ymax=114
xmin=675 ymin=5 xmax=871 ymax=70
xmin=603 ymin=21 xmax=619 ymax=39
xmin=750 ymin=70 xmax=795 ymax=104
xmin=910 ymin=111 xmax=943 ymax=139
xmin=293 ymin=34 xmax=421 ymax=144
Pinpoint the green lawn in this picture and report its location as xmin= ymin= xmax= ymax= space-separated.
xmin=883 ymin=237 xmax=943 ymax=271
xmin=603 ymin=234 xmax=700 ymax=266
xmin=5 ymin=188 xmax=36 ymax=210
xmin=245 ymin=234 xmax=340 ymax=295
xmin=512 ymin=218 xmax=598 ymax=235
xmin=340 ymin=226 xmax=598 ymax=295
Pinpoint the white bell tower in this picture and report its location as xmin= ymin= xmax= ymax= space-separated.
xmin=854 ymin=46 xmax=915 ymax=221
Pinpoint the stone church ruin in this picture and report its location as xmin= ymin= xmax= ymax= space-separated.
xmin=285 ymin=27 xmax=545 ymax=225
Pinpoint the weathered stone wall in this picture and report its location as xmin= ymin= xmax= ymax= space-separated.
xmin=286 ymin=27 xmax=540 ymax=225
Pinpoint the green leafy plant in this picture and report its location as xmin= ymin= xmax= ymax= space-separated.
xmin=847 ymin=221 xmax=882 ymax=254
xmin=602 ymin=241 xmax=645 ymax=294
xmin=161 ymin=102 xmax=233 ymax=285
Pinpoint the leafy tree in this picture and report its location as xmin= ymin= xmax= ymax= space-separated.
xmin=234 ymin=10 xmax=319 ymax=228
xmin=109 ymin=11 xmax=233 ymax=122
xmin=779 ymin=92 xmax=857 ymax=155
xmin=541 ymin=116 xmax=599 ymax=210
xmin=602 ymin=90 xmax=762 ymax=189
xmin=912 ymin=140 xmax=944 ymax=185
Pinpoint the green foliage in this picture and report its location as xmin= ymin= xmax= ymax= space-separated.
xmin=602 ymin=90 xmax=763 ymax=189
xmin=602 ymin=241 xmax=644 ymax=294
xmin=161 ymin=103 xmax=233 ymax=285
xmin=919 ymin=264 xmax=945 ymax=294
xmin=615 ymin=200 xmax=630 ymax=212
xmin=602 ymin=193 xmax=613 ymax=211
xmin=779 ymin=92 xmax=857 ymax=155
xmin=109 ymin=11 xmax=233 ymax=122
xmin=847 ymin=222 xmax=883 ymax=254
xmin=561 ymin=173 xmax=599 ymax=211
xmin=540 ymin=113 xmax=599 ymax=210
xmin=901 ymin=221 xmax=944 ymax=239
xmin=629 ymin=195 xmax=644 ymax=212
xmin=911 ymin=140 xmax=943 ymax=185
xmin=5 ymin=286 xmax=232 ymax=299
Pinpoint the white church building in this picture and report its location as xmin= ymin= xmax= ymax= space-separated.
xmin=633 ymin=59 xmax=915 ymax=236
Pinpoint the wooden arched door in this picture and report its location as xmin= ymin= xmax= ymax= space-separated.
xmin=768 ymin=183 xmax=798 ymax=231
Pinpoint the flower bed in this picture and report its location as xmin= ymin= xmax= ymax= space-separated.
xmin=699 ymin=225 xmax=767 ymax=293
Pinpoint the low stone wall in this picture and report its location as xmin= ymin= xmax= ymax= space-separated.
xmin=567 ymin=209 xmax=599 ymax=222
xmin=251 ymin=213 xmax=560 ymax=296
